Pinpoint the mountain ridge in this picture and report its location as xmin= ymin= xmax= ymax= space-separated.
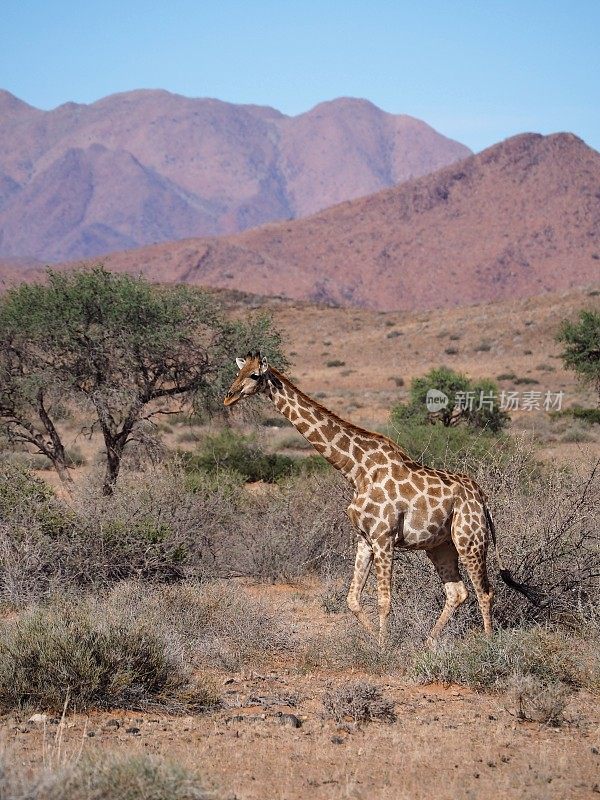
xmin=44 ymin=130 xmax=599 ymax=311
xmin=0 ymin=89 xmax=470 ymax=261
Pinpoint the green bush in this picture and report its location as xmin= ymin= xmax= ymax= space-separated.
xmin=385 ymin=418 xmax=504 ymax=470
xmin=398 ymin=366 xmax=508 ymax=433
xmin=557 ymin=309 xmax=600 ymax=403
xmin=0 ymin=462 xmax=71 ymax=538
xmin=183 ymin=430 xmax=299 ymax=483
xmin=0 ymin=603 xmax=218 ymax=713
xmin=552 ymin=407 xmax=600 ymax=425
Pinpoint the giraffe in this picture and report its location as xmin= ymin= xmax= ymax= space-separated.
xmin=224 ymin=352 xmax=534 ymax=647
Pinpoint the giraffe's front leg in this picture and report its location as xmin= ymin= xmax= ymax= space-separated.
xmin=372 ymin=531 xmax=394 ymax=648
xmin=346 ymin=535 xmax=376 ymax=637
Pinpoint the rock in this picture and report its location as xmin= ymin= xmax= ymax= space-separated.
xmin=125 ymin=726 xmax=141 ymax=735
xmin=331 ymin=735 xmax=344 ymax=744
xmin=278 ymin=713 xmax=302 ymax=729
xmin=105 ymin=719 xmax=120 ymax=729
xmin=27 ymin=714 xmax=47 ymax=725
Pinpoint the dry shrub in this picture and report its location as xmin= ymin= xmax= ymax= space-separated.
xmin=68 ymin=465 xmax=231 ymax=584
xmin=470 ymin=438 xmax=600 ymax=628
xmin=0 ymin=463 xmax=231 ymax=604
xmin=505 ymin=673 xmax=570 ymax=726
xmin=0 ymin=754 xmax=208 ymax=800
xmin=0 ymin=601 xmax=218 ymax=714
xmin=101 ymin=580 xmax=295 ymax=670
xmin=322 ymin=681 xmax=396 ymax=724
xmin=219 ymin=470 xmax=355 ymax=581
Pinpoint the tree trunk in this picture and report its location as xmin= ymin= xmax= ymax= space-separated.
xmin=51 ymin=454 xmax=74 ymax=489
xmin=102 ymin=448 xmax=122 ymax=496
xmin=35 ymin=389 xmax=74 ymax=489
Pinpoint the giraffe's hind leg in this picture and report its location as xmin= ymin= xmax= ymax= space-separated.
xmin=426 ymin=540 xmax=468 ymax=647
xmin=451 ymin=499 xmax=493 ymax=636
xmin=346 ymin=536 xmax=376 ymax=636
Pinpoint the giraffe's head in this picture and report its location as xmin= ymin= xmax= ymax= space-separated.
xmin=223 ymin=351 xmax=270 ymax=407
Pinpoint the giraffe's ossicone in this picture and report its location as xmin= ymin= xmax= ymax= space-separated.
xmin=224 ymin=351 xmax=536 ymax=647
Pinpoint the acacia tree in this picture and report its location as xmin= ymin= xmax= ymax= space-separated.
xmin=0 ymin=333 xmax=74 ymax=486
xmin=0 ymin=267 xmax=286 ymax=494
xmin=557 ymin=309 xmax=600 ymax=405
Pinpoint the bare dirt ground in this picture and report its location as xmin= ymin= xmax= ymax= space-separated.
xmin=4 ymin=584 xmax=600 ymax=800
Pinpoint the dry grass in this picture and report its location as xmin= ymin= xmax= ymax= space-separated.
xmin=101 ymin=580 xmax=295 ymax=670
xmin=0 ymin=754 xmax=208 ymax=800
xmin=410 ymin=627 xmax=600 ymax=692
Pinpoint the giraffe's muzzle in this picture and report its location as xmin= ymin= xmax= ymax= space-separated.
xmin=223 ymin=390 xmax=241 ymax=407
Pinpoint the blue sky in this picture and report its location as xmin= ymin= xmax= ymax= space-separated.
xmin=2 ymin=1 xmax=599 ymax=152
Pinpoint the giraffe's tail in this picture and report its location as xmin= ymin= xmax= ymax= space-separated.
xmin=484 ymin=505 xmax=543 ymax=606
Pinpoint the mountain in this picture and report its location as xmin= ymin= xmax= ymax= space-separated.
xmin=0 ymin=89 xmax=470 ymax=262
xmin=60 ymin=132 xmax=599 ymax=311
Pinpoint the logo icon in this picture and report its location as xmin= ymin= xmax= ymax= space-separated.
xmin=425 ymin=389 xmax=449 ymax=413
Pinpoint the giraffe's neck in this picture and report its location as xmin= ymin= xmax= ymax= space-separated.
xmin=266 ymin=368 xmax=374 ymax=485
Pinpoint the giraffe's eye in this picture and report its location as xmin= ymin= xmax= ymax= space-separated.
xmin=250 ymin=373 xmax=260 ymax=380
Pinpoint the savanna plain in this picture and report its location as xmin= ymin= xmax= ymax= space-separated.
xmin=1 ymin=283 xmax=599 ymax=800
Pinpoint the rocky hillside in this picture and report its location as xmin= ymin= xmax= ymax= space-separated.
xmin=61 ymin=132 xmax=600 ymax=311
xmin=0 ymin=90 xmax=469 ymax=261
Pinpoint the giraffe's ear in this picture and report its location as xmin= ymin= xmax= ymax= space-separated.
xmin=235 ymin=357 xmax=246 ymax=370
xmin=260 ymin=355 xmax=269 ymax=373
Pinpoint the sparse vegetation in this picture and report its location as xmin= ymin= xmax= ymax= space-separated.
xmin=325 ymin=359 xmax=346 ymax=367
xmin=0 ymin=292 xmax=599 ymax=797
xmin=513 ymin=376 xmax=539 ymax=385
xmin=389 ymin=376 xmax=405 ymax=387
